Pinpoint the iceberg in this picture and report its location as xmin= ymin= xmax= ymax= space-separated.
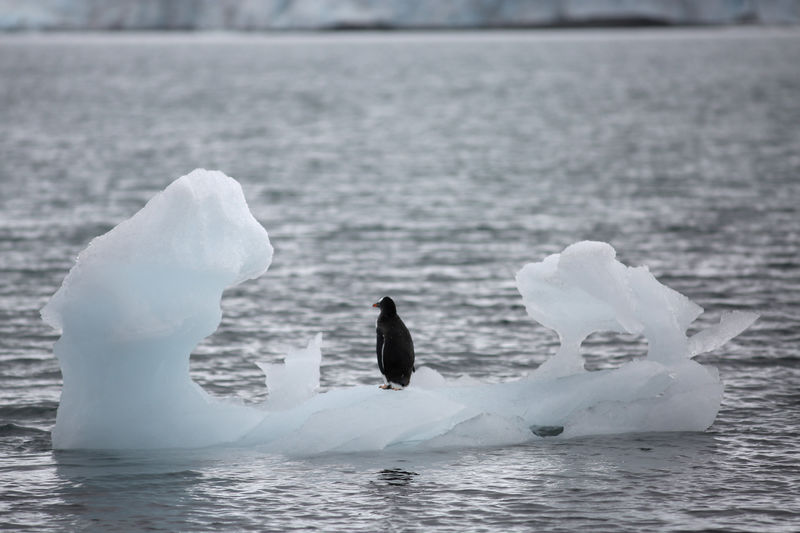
xmin=42 ymin=169 xmax=757 ymax=453
xmin=42 ymin=169 xmax=273 ymax=449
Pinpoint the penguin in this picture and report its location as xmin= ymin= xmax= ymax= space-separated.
xmin=372 ymin=296 xmax=415 ymax=390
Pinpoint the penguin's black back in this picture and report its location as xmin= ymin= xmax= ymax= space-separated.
xmin=374 ymin=297 xmax=415 ymax=387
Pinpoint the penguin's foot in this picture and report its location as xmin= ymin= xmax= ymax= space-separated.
xmin=379 ymin=384 xmax=391 ymax=389
xmin=379 ymin=383 xmax=404 ymax=390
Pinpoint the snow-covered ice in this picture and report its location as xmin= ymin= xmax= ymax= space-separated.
xmin=42 ymin=169 xmax=757 ymax=453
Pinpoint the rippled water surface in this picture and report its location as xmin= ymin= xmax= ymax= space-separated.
xmin=1 ymin=29 xmax=799 ymax=531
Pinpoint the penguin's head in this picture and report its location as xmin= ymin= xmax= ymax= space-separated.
xmin=372 ymin=296 xmax=396 ymax=314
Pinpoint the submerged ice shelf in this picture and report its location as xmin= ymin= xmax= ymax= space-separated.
xmin=42 ymin=169 xmax=757 ymax=452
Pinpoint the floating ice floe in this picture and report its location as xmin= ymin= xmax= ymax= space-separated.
xmin=42 ymin=169 xmax=757 ymax=453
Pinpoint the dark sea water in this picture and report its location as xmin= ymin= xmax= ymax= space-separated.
xmin=1 ymin=29 xmax=799 ymax=531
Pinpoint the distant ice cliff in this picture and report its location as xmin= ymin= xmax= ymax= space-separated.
xmin=1 ymin=0 xmax=799 ymax=31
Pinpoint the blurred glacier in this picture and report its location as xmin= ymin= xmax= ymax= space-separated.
xmin=42 ymin=170 xmax=757 ymax=453
xmin=2 ymin=0 xmax=799 ymax=31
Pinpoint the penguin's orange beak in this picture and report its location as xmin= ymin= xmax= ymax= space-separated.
xmin=372 ymin=303 xmax=379 ymax=308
